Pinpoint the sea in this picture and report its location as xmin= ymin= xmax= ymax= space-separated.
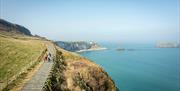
xmin=78 ymin=43 xmax=180 ymax=91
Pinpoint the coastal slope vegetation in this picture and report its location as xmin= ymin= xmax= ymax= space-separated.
xmin=43 ymin=46 xmax=118 ymax=91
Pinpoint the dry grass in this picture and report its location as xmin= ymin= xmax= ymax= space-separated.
xmin=0 ymin=34 xmax=46 ymax=90
xmin=10 ymin=60 xmax=44 ymax=91
xmin=43 ymin=47 xmax=118 ymax=91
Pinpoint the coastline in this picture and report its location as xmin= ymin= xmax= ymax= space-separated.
xmin=76 ymin=47 xmax=107 ymax=52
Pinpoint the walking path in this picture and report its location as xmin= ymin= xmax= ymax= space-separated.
xmin=22 ymin=42 xmax=56 ymax=91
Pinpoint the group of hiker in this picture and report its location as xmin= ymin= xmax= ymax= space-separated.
xmin=44 ymin=52 xmax=52 ymax=62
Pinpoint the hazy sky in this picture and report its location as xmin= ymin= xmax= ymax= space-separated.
xmin=0 ymin=0 xmax=180 ymax=43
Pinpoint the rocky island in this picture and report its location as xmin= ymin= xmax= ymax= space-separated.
xmin=56 ymin=41 xmax=107 ymax=52
xmin=156 ymin=42 xmax=180 ymax=48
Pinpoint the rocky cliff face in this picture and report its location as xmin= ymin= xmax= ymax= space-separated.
xmin=0 ymin=19 xmax=32 ymax=36
xmin=56 ymin=41 xmax=102 ymax=52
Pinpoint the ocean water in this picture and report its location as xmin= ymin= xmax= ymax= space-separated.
xmin=79 ymin=43 xmax=180 ymax=91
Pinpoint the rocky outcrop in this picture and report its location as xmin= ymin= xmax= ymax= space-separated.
xmin=56 ymin=41 xmax=104 ymax=52
xmin=0 ymin=19 xmax=32 ymax=36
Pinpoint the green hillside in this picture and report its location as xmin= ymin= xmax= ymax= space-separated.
xmin=0 ymin=33 xmax=46 ymax=90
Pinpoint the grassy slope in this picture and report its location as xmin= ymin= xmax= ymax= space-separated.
xmin=0 ymin=33 xmax=46 ymax=84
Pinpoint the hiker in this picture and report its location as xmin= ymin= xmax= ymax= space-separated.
xmin=44 ymin=54 xmax=48 ymax=62
xmin=49 ymin=52 xmax=51 ymax=57
xmin=48 ymin=57 xmax=51 ymax=62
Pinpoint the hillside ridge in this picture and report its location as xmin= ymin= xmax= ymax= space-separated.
xmin=0 ymin=19 xmax=32 ymax=36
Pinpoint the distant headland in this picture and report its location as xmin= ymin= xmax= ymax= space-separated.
xmin=56 ymin=41 xmax=107 ymax=52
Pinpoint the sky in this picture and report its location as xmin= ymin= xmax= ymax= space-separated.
xmin=0 ymin=0 xmax=180 ymax=43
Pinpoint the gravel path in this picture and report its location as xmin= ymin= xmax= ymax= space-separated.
xmin=22 ymin=42 xmax=56 ymax=91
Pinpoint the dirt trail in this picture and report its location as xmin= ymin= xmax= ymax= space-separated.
xmin=21 ymin=42 xmax=56 ymax=91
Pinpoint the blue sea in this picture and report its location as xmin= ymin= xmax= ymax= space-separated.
xmin=79 ymin=43 xmax=180 ymax=91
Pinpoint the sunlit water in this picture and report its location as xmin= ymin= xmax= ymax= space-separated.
xmin=79 ymin=43 xmax=180 ymax=91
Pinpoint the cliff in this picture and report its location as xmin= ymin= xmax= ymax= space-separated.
xmin=43 ymin=47 xmax=118 ymax=91
xmin=56 ymin=41 xmax=104 ymax=52
xmin=0 ymin=19 xmax=32 ymax=36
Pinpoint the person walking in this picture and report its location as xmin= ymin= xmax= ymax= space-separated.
xmin=44 ymin=54 xmax=48 ymax=62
